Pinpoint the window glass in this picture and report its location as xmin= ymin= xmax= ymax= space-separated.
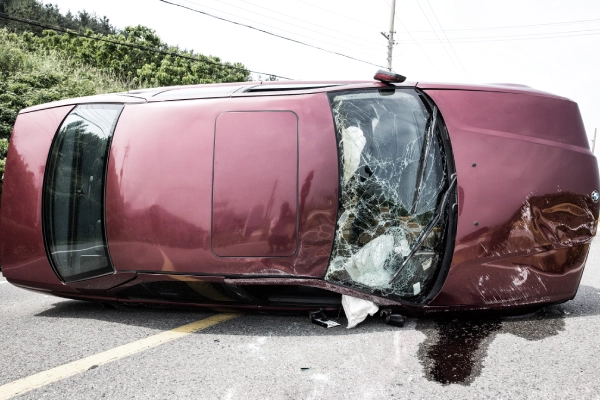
xmin=325 ymin=89 xmax=451 ymax=300
xmin=44 ymin=104 xmax=123 ymax=282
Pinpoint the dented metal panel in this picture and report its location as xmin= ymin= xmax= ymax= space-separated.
xmin=2 ymin=79 xmax=598 ymax=315
xmin=425 ymin=88 xmax=599 ymax=308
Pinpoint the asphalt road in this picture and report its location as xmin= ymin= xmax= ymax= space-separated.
xmin=1 ymin=242 xmax=599 ymax=400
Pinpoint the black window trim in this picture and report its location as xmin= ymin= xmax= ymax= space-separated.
xmin=42 ymin=103 xmax=125 ymax=283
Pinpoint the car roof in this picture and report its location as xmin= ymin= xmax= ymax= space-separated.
xmin=19 ymin=79 xmax=569 ymax=114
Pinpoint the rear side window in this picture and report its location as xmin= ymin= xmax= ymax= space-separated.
xmin=43 ymin=104 xmax=123 ymax=282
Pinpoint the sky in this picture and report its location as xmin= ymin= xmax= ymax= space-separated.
xmin=40 ymin=0 xmax=600 ymax=145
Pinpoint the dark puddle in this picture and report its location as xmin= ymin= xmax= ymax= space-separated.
xmin=417 ymin=318 xmax=501 ymax=385
xmin=416 ymin=305 xmax=568 ymax=385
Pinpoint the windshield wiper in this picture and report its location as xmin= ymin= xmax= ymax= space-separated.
xmin=389 ymin=174 xmax=456 ymax=284
xmin=410 ymin=106 xmax=437 ymax=214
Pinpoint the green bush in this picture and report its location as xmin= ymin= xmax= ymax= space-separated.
xmin=0 ymin=17 xmax=249 ymax=217
xmin=0 ymin=0 xmax=117 ymax=36
xmin=0 ymin=137 xmax=7 ymax=181
xmin=0 ymin=3 xmax=250 ymax=273
xmin=34 ymin=25 xmax=249 ymax=87
xmin=0 ymin=28 xmax=132 ymax=201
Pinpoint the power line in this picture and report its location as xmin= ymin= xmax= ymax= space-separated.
xmin=410 ymin=17 xmax=600 ymax=33
xmin=180 ymin=0 xmax=384 ymax=59
xmin=224 ymin=0 xmax=387 ymax=49
xmin=398 ymin=27 xmax=600 ymax=43
xmin=381 ymin=0 xmax=445 ymax=75
xmin=159 ymin=0 xmax=386 ymax=69
xmin=414 ymin=0 xmax=470 ymax=81
xmin=424 ymin=0 xmax=471 ymax=81
xmin=0 ymin=12 xmax=292 ymax=80
xmin=450 ymin=30 xmax=600 ymax=42
xmin=292 ymin=0 xmax=383 ymax=30
xmin=178 ymin=0 xmax=385 ymax=59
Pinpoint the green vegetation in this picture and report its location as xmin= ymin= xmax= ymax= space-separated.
xmin=0 ymin=138 xmax=7 ymax=188
xmin=0 ymin=0 xmax=250 ymax=206
xmin=34 ymin=25 xmax=250 ymax=87
xmin=0 ymin=28 xmax=131 ymax=199
xmin=1 ymin=0 xmax=116 ymax=35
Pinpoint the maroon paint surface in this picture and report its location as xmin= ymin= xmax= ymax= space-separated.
xmin=1 ymin=81 xmax=597 ymax=313
xmin=0 ymin=105 xmax=76 ymax=292
xmin=20 ymin=94 xmax=145 ymax=113
xmin=212 ymin=111 xmax=298 ymax=257
xmin=105 ymin=93 xmax=338 ymax=277
xmin=425 ymin=89 xmax=599 ymax=307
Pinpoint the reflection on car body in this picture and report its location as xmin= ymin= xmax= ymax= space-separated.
xmin=0 ymin=73 xmax=597 ymax=322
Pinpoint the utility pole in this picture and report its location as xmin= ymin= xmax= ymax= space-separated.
xmin=381 ymin=0 xmax=397 ymax=71
xmin=593 ymin=128 xmax=597 ymax=154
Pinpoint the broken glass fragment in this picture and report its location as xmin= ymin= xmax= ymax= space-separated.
xmin=325 ymin=88 xmax=452 ymax=301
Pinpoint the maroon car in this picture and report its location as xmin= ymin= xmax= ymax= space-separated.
xmin=1 ymin=73 xmax=597 ymax=320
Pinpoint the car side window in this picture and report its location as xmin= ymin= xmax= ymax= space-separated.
xmin=43 ymin=104 xmax=123 ymax=282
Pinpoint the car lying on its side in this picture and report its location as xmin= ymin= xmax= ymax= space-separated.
xmin=0 ymin=71 xmax=597 ymax=321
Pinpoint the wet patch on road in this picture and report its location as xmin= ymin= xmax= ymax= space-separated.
xmin=416 ymin=317 xmax=501 ymax=385
xmin=416 ymin=306 xmax=568 ymax=385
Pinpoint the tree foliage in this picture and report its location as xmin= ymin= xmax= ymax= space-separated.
xmin=0 ymin=3 xmax=251 ymax=208
xmin=33 ymin=25 xmax=249 ymax=87
xmin=0 ymin=29 xmax=131 ymax=139
xmin=0 ymin=138 xmax=7 ymax=190
xmin=0 ymin=28 xmax=132 ymax=200
xmin=0 ymin=0 xmax=250 ymax=87
xmin=0 ymin=0 xmax=116 ymax=35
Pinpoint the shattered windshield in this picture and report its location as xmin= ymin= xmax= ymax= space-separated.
xmin=325 ymin=88 xmax=451 ymax=301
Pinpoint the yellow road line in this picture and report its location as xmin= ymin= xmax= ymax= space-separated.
xmin=0 ymin=313 xmax=239 ymax=400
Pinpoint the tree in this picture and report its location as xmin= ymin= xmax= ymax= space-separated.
xmin=35 ymin=25 xmax=250 ymax=86
xmin=0 ymin=0 xmax=116 ymax=35
xmin=0 ymin=28 xmax=131 ymax=202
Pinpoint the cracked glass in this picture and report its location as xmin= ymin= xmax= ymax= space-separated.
xmin=325 ymin=88 xmax=452 ymax=300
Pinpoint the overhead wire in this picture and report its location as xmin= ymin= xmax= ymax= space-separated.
xmin=411 ymin=17 xmax=600 ymax=33
xmin=221 ymin=0 xmax=387 ymax=49
xmin=381 ymin=0 xmax=445 ymax=75
xmin=414 ymin=0 xmax=470 ymax=81
xmin=159 ymin=0 xmax=387 ymax=69
xmin=0 ymin=12 xmax=293 ymax=80
xmin=292 ymin=0 xmax=383 ymax=30
xmin=177 ymin=0 xmax=385 ymax=59
xmin=424 ymin=0 xmax=471 ymax=81
xmin=381 ymin=2 xmax=599 ymax=76
xmin=400 ymin=27 xmax=600 ymax=43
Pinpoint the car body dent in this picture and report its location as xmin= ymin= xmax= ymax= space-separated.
xmin=0 ymin=80 xmax=597 ymax=315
